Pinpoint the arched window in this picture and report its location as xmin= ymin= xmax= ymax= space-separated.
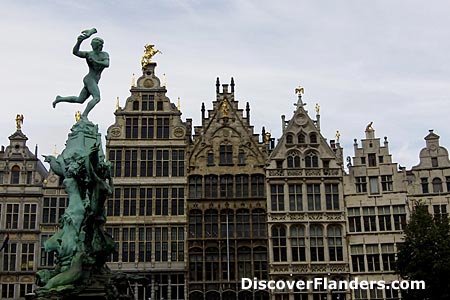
xmin=305 ymin=152 xmax=319 ymax=168
xmin=253 ymin=246 xmax=268 ymax=280
xmin=252 ymin=208 xmax=266 ymax=238
xmin=298 ymin=133 xmax=306 ymax=144
xmin=205 ymin=247 xmax=219 ymax=281
xmin=236 ymin=209 xmax=250 ymax=238
xmin=205 ymin=175 xmax=218 ymax=198
xmin=221 ymin=209 xmax=234 ymax=238
xmin=238 ymin=247 xmax=252 ymax=280
xmin=271 ymin=226 xmax=287 ymax=262
xmin=328 ymin=226 xmax=343 ymax=261
xmin=189 ymin=247 xmax=203 ymax=282
xmin=204 ymin=209 xmax=218 ymax=238
xmin=310 ymin=225 xmax=324 ymax=261
xmin=310 ymin=133 xmax=318 ymax=144
xmin=286 ymin=134 xmax=294 ymax=144
xmin=290 ymin=225 xmax=306 ymax=261
xmin=432 ymin=177 xmax=443 ymax=193
xmin=287 ymin=151 xmax=301 ymax=168
xmin=10 ymin=165 xmax=20 ymax=184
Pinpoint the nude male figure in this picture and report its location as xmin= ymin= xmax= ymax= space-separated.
xmin=53 ymin=29 xmax=109 ymax=118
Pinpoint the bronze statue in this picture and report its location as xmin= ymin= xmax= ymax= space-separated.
xmin=52 ymin=28 xmax=110 ymax=118
xmin=15 ymin=114 xmax=23 ymax=130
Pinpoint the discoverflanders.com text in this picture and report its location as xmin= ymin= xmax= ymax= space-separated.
xmin=242 ymin=277 xmax=425 ymax=291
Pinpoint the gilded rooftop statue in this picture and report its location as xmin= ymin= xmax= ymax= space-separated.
xmin=141 ymin=43 xmax=161 ymax=68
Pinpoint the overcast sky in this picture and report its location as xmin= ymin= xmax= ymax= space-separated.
xmin=1 ymin=0 xmax=450 ymax=170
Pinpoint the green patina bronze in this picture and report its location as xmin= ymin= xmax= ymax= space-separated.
xmin=52 ymin=28 xmax=109 ymax=118
xmin=32 ymin=29 xmax=122 ymax=300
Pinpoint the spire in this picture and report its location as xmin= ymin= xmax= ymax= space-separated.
xmin=115 ymin=97 xmax=120 ymax=110
xmin=131 ymin=73 xmax=135 ymax=87
xmin=216 ymin=77 xmax=220 ymax=93
xmin=246 ymin=102 xmax=250 ymax=124
xmin=201 ymin=102 xmax=205 ymax=120
xmin=177 ymin=97 xmax=181 ymax=110
xmin=162 ymin=73 xmax=167 ymax=88
xmin=231 ymin=77 xmax=235 ymax=93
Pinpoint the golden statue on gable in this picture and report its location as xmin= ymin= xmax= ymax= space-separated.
xmin=221 ymin=101 xmax=230 ymax=117
xmin=15 ymin=114 xmax=24 ymax=130
xmin=295 ymin=86 xmax=304 ymax=95
xmin=141 ymin=44 xmax=162 ymax=68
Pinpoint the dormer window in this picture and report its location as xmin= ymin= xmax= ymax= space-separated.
xmin=10 ymin=165 xmax=20 ymax=184
xmin=298 ymin=133 xmax=306 ymax=144
xmin=310 ymin=133 xmax=317 ymax=144
xmin=286 ymin=134 xmax=294 ymax=144
xmin=431 ymin=157 xmax=438 ymax=168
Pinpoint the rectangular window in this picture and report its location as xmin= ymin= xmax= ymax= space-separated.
xmin=156 ymin=117 xmax=169 ymax=138
xmin=26 ymin=171 xmax=33 ymax=184
xmin=431 ymin=157 xmax=438 ymax=167
xmin=0 ymin=171 xmax=4 ymax=184
xmin=6 ymin=204 xmax=19 ymax=229
xmin=107 ymin=188 xmax=121 ymax=217
xmin=139 ymin=188 xmax=152 ymax=216
xmin=142 ymin=94 xmax=155 ymax=111
xmin=355 ymin=177 xmax=367 ymax=193
xmin=378 ymin=206 xmax=392 ymax=231
xmin=363 ymin=207 xmax=377 ymax=232
xmin=155 ymin=188 xmax=169 ymax=216
xmin=251 ymin=175 xmax=265 ymax=197
xmin=235 ymin=175 xmax=249 ymax=198
xmin=288 ymin=184 xmax=302 ymax=211
xmin=125 ymin=117 xmax=138 ymax=138
xmin=122 ymin=227 xmax=136 ymax=263
xmin=21 ymin=243 xmax=35 ymax=271
xmin=138 ymin=226 xmax=152 ymax=262
xmin=366 ymin=244 xmax=380 ymax=271
xmin=348 ymin=207 xmax=362 ymax=232
xmin=207 ymin=152 xmax=214 ymax=166
xmin=156 ymin=150 xmax=169 ymax=176
xmin=124 ymin=150 xmax=138 ymax=177
xmin=378 ymin=156 xmax=384 ymax=164
xmin=105 ymin=227 xmax=119 ymax=262
xmin=171 ymin=150 xmax=185 ymax=177
xmin=108 ymin=149 xmax=122 ymax=177
xmin=307 ymin=184 xmax=321 ymax=211
xmin=171 ymin=188 xmax=184 ymax=216
xmin=421 ymin=178 xmax=429 ymax=193
xmin=369 ymin=176 xmax=379 ymax=194
xmin=220 ymin=175 xmax=233 ymax=198
xmin=43 ymin=197 xmax=68 ymax=224
xmin=140 ymin=148 xmax=153 ymax=177
xmin=3 ymin=242 xmax=17 ymax=271
xmin=19 ymin=284 xmax=33 ymax=298
xmin=171 ymin=227 xmax=184 ymax=262
xmin=40 ymin=234 xmax=55 ymax=267
xmin=393 ymin=205 xmax=406 ymax=230
xmin=381 ymin=243 xmax=395 ymax=271
xmin=2 ymin=283 xmax=15 ymax=299
xmin=189 ymin=176 xmax=202 ymax=198
xmin=23 ymin=203 xmax=37 ymax=229
xmin=219 ymin=145 xmax=233 ymax=165
xmin=141 ymin=117 xmax=154 ymax=139
xmin=123 ymin=188 xmax=137 ymax=216
xmin=360 ymin=157 xmax=366 ymax=165
xmin=155 ymin=227 xmax=168 ymax=261
xmin=381 ymin=175 xmax=393 ymax=191
xmin=205 ymin=175 xmax=218 ymax=198
xmin=433 ymin=204 xmax=448 ymax=218
xmin=270 ymin=184 xmax=284 ymax=211
xmin=157 ymin=101 xmax=164 ymax=111
xmin=325 ymin=183 xmax=339 ymax=210
xmin=368 ymin=153 xmax=376 ymax=167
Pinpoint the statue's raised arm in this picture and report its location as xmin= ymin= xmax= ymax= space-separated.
xmin=52 ymin=28 xmax=109 ymax=118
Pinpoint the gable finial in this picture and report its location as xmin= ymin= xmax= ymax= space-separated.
xmin=295 ymin=86 xmax=305 ymax=107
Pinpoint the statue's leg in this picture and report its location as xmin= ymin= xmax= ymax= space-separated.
xmin=53 ymin=87 xmax=90 ymax=108
xmin=82 ymin=80 xmax=100 ymax=117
